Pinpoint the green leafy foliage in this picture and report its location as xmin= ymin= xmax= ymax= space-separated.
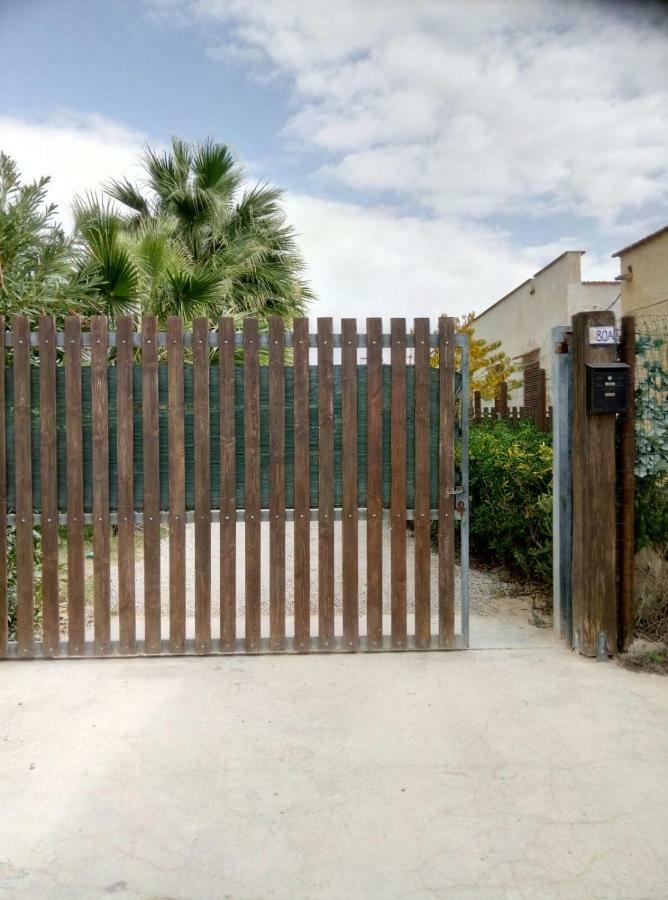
xmin=467 ymin=420 xmax=553 ymax=583
xmin=636 ymin=476 xmax=668 ymax=552
xmin=0 ymin=153 xmax=95 ymax=322
xmin=635 ymin=335 xmax=668 ymax=480
xmin=634 ymin=329 xmax=668 ymax=555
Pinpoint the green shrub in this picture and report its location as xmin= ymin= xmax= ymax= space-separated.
xmin=636 ymin=475 xmax=668 ymax=552
xmin=633 ymin=328 xmax=668 ymax=641
xmin=466 ymin=420 xmax=552 ymax=583
xmin=634 ymin=332 xmax=668 ymax=553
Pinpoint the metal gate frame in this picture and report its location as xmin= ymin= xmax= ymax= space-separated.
xmin=0 ymin=316 xmax=469 ymax=658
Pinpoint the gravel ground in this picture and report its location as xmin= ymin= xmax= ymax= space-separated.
xmin=108 ymin=522 xmax=542 ymax=624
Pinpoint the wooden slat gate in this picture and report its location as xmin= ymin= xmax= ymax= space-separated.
xmin=0 ymin=316 xmax=469 ymax=658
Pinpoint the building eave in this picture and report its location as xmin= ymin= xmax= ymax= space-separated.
xmin=612 ymin=224 xmax=668 ymax=258
xmin=473 ymin=250 xmax=585 ymax=323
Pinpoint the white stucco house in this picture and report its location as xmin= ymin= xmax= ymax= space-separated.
xmin=472 ymin=251 xmax=619 ymax=406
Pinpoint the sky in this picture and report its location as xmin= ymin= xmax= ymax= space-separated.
xmin=1 ymin=0 xmax=667 ymax=321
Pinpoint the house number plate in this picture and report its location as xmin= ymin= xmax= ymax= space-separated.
xmin=588 ymin=326 xmax=616 ymax=345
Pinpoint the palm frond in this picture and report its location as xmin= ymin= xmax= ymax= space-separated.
xmin=143 ymin=146 xmax=184 ymax=204
xmin=72 ymin=194 xmax=140 ymax=313
xmin=105 ymin=177 xmax=150 ymax=216
xmin=170 ymin=136 xmax=193 ymax=185
xmin=160 ymin=267 xmax=228 ymax=320
xmin=192 ymin=138 xmax=242 ymax=199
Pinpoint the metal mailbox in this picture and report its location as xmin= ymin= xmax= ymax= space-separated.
xmin=586 ymin=362 xmax=630 ymax=414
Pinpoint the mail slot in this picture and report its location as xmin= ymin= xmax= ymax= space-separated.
xmin=586 ymin=362 xmax=630 ymax=414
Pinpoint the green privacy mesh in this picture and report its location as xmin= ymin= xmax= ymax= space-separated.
xmin=5 ymin=365 xmax=460 ymax=513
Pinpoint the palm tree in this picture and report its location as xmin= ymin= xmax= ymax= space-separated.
xmin=75 ymin=137 xmax=314 ymax=325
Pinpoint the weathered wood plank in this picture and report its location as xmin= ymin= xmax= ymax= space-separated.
xmin=116 ymin=316 xmax=136 ymax=654
xmin=390 ymin=318 xmax=407 ymax=649
xmin=268 ymin=316 xmax=286 ymax=651
xmin=341 ymin=318 xmax=358 ymax=650
xmin=39 ymin=316 xmax=59 ymax=656
xmin=91 ymin=316 xmax=111 ymax=654
xmin=366 ymin=317 xmax=383 ymax=649
xmin=0 ymin=319 xmax=6 ymax=657
xmin=571 ymin=310 xmax=618 ymax=657
xmin=438 ymin=316 xmax=456 ymax=647
xmin=193 ymin=317 xmax=211 ymax=653
xmin=317 ymin=317 xmax=335 ymax=649
xmin=219 ymin=317 xmax=236 ymax=651
xmin=293 ymin=317 xmax=310 ymax=651
xmin=13 ymin=316 xmax=33 ymax=657
xmin=414 ymin=318 xmax=431 ymax=648
xmin=244 ymin=318 xmax=261 ymax=651
xmin=167 ymin=316 xmax=186 ymax=653
xmin=65 ymin=316 xmax=85 ymax=655
xmin=142 ymin=316 xmax=161 ymax=653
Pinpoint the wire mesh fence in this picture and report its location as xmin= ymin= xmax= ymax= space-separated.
xmin=633 ymin=316 xmax=668 ymax=642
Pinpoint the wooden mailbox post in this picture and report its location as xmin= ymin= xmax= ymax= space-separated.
xmin=571 ymin=310 xmax=620 ymax=656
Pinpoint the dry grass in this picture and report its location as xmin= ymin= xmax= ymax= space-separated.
xmin=618 ymin=648 xmax=668 ymax=675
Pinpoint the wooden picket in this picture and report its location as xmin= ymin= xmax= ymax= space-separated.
xmin=414 ymin=318 xmax=431 ymax=648
xmin=244 ymin=317 xmax=261 ymax=652
xmin=293 ymin=317 xmax=310 ymax=651
xmin=167 ymin=316 xmax=186 ymax=653
xmin=65 ymin=315 xmax=85 ymax=654
xmin=317 ymin=317 xmax=335 ymax=650
xmin=341 ymin=318 xmax=358 ymax=650
xmin=193 ymin=317 xmax=212 ymax=653
xmin=390 ymin=318 xmax=407 ymax=649
xmin=13 ymin=315 xmax=33 ymax=656
xmin=0 ymin=315 xmax=467 ymax=658
xmin=142 ymin=316 xmax=161 ymax=654
xmin=219 ymin=316 xmax=236 ymax=652
xmin=91 ymin=316 xmax=111 ymax=654
xmin=39 ymin=316 xmax=59 ymax=656
xmin=268 ymin=316 xmax=286 ymax=651
xmin=365 ymin=317 xmax=383 ymax=649
xmin=117 ymin=315 xmax=136 ymax=654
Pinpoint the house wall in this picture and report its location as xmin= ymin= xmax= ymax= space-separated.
xmin=616 ymin=230 xmax=668 ymax=318
xmin=473 ymin=252 xmax=618 ymax=405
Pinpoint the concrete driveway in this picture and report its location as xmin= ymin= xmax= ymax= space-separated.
xmin=1 ymin=639 xmax=667 ymax=899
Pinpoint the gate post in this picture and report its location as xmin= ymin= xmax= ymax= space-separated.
xmin=552 ymin=325 xmax=572 ymax=644
xmin=571 ymin=310 xmax=618 ymax=657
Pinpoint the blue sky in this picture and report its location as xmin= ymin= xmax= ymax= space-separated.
xmin=1 ymin=0 xmax=667 ymax=320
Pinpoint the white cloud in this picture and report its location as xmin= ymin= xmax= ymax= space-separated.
xmin=285 ymin=194 xmax=600 ymax=322
xmin=0 ymin=112 xmax=150 ymax=229
xmin=148 ymin=0 xmax=668 ymax=228
xmin=0 ymin=111 xmax=619 ymax=318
